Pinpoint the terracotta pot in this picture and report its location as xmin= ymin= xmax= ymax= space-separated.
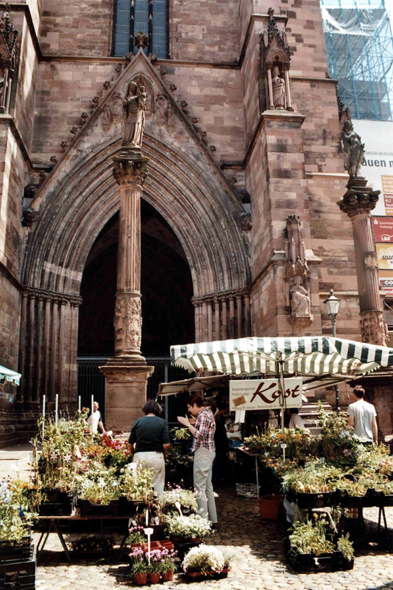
xmin=148 ymin=572 xmax=161 ymax=583
xmin=134 ymin=572 xmax=148 ymax=585
xmin=162 ymin=570 xmax=174 ymax=581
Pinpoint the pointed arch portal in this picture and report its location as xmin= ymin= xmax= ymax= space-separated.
xmin=20 ymin=132 xmax=250 ymax=406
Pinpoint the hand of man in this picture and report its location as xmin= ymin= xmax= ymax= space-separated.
xmin=189 ymin=417 xmax=196 ymax=425
xmin=177 ymin=415 xmax=190 ymax=427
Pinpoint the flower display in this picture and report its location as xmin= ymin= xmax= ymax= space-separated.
xmin=182 ymin=544 xmax=225 ymax=574
xmin=164 ymin=513 xmax=213 ymax=539
xmin=0 ymin=477 xmax=37 ymax=542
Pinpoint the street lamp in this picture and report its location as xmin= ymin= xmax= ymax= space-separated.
xmin=324 ymin=289 xmax=342 ymax=410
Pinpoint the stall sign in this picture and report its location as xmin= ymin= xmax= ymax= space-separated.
xmin=229 ymin=378 xmax=303 ymax=411
xmin=380 ymin=278 xmax=393 ymax=297
xmin=372 ymin=217 xmax=393 ymax=242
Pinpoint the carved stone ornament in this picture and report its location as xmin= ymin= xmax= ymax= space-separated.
xmin=240 ymin=212 xmax=252 ymax=232
xmin=102 ymin=92 xmax=123 ymax=134
xmin=338 ymin=177 xmax=380 ymax=218
xmin=135 ymin=31 xmax=148 ymax=51
xmin=0 ymin=7 xmax=18 ymax=113
xmin=364 ymin=251 xmax=378 ymax=271
xmin=360 ymin=310 xmax=388 ymax=347
xmin=112 ymin=153 xmax=149 ymax=186
xmin=114 ymin=293 xmax=142 ymax=354
xmin=155 ymin=94 xmax=175 ymax=133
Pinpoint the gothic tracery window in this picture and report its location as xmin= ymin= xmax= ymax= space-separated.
xmin=113 ymin=0 xmax=168 ymax=58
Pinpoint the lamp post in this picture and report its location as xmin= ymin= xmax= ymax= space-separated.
xmin=324 ymin=289 xmax=342 ymax=411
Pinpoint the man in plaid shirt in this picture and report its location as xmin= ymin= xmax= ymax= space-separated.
xmin=178 ymin=394 xmax=218 ymax=525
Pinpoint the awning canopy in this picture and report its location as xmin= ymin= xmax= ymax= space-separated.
xmin=0 ymin=365 xmax=21 ymax=386
xmin=158 ymin=374 xmax=231 ymax=396
xmin=169 ymin=336 xmax=393 ymax=389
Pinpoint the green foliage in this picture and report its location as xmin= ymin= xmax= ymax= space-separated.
xmin=171 ymin=427 xmax=192 ymax=441
xmin=0 ymin=478 xmax=37 ymax=542
xmin=288 ymin=516 xmax=335 ymax=557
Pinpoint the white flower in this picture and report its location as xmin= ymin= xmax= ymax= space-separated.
xmin=98 ymin=478 xmax=106 ymax=488
xmin=182 ymin=544 xmax=225 ymax=573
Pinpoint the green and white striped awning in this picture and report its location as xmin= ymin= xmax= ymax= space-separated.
xmin=0 ymin=365 xmax=21 ymax=386
xmin=170 ymin=337 xmax=393 ymax=380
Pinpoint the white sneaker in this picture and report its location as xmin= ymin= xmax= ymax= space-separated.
xmin=213 ymin=492 xmax=219 ymax=498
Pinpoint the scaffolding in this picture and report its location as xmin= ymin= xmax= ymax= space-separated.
xmin=321 ymin=0 xmax=393 ymax=120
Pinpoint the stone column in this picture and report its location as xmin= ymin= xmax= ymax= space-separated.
xmin=100 ymin=149 xmax=154 ymax=433
xmin=338 ymin=177 xmax=387 ymax=345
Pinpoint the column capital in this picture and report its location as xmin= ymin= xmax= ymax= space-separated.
xmin=338 ymin=177 xmax=380 ymax=218
xmin=113 ymin=149 xmax=150 ymax=187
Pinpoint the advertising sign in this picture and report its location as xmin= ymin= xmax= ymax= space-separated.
xmin=355 ymin=120 xmax=393 ymax=217
xmin=229 ymin=378 xmax=303 ymax=411
xmin=376 ymin=243 xmax=393 ymax=270
xmin=380 ymin=278 xmax=393 ymax=297
xmin=372 ymin=217 xmax=393 ymax=243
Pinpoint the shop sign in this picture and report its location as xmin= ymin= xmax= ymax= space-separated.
xmin=372 ymin=217 xmax=393 ymax=242
xmin=229 ymin=378 xmax=303 ymax=411
xmin=376 ymin=243 xmax=393 ymax=270
xmin=380 ymin=278 xmax=393 ymax=297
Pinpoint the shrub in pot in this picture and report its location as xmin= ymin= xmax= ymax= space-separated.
xmin=182 ymin=544 xmax=226 ymax=577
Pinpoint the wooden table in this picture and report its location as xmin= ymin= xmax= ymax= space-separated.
xmin=36 ymin=512 xmax=132 ymax=563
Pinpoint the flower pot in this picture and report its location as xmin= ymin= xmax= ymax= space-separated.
xmin=162 ymin=570 xmax=174 ymax=581
xmin=134 ymin=572 xmax=148 ymax=585
xmin=148 ymin=572 xmax=160 ymax=583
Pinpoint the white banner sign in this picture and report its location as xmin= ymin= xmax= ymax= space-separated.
xmin=229 ymin=378 xmax=303 ymax=411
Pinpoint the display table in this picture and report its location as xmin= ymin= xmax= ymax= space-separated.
xmin=36 ymin=512 xmax=132 ymax=563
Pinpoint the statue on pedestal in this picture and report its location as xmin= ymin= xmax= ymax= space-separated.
xmin=341 ymin=120 xmax=365 ymax=178
xmin=122 ymin=81 xmax=147 ymax=148
xmin=290 ymin=276 xmax=311 ymax=316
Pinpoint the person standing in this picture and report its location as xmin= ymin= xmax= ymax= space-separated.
xmin=288 ymin=408 xmax=305 ymax=430
xmin=88 ymin=401 xmax=105 ymax=434
xmin=178 ymin=395 xmax=218 ymax=526
xmin=347 ymin=385 xmax=378 ymax=444
xmin=129 ymin=400 xmax=170 ymax=497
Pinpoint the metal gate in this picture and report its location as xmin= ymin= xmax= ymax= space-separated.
xmin=77 ymin=357 xmax=193 ymax=426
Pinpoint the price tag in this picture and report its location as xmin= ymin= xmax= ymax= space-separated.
xmin=264 ymin=452 xmax=269 ymax=457
xmin=144 ymin=527 xmax=154 ymax=535
xmin=320 ymin=457 xmax=325 ymax=464
xmin=280 ymin=443 xmax=287 ymax=449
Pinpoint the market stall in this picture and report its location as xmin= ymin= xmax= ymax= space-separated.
xmin=167 ymin=336 xmax=393 ymax=570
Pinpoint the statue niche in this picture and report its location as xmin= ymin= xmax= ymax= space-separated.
xmin=261 ymin=8 xmax=293 ymax=111
xmin=285 ymin=215 xmax=314 ymax=328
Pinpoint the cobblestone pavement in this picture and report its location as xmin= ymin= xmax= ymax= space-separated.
xmin=33 ymin=488 xmax=393 ymax=590
xmin=2 ymin=448 xmax=393 ymax=590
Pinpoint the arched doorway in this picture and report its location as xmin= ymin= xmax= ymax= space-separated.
xmin=77 ymin=200 xmax=195 ymax=418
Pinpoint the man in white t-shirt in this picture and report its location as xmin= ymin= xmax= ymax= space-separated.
xmin=347 ymin=385 xmax=378 ymax=444
xmin=87 ymin=401 xmax=105 ymax=434
xmin=288 ymin=408 xmax=305 ymax=429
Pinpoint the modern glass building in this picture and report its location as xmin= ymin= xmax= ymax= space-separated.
xmin=321 ymin=0 xmax=393 ymax=120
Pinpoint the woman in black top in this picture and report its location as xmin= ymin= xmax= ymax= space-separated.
xmin=129 ymin=400 xmax=170 ymax=497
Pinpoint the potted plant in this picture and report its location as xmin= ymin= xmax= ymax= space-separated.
xmin=160 ymin=548 xmax=178 ymax=581
xmin=129 ymin=546 xmax=149 ymax=585
xmin=127 ymin=525 xmax=146 ymax=546
xmin=0 ymin=478 xmax=36 ymax=563
xmin=160 ymin=487 xmax=198 ymax=516
xmin=118 ymin=463 xmax=154 ymax=516
xmin=182 ymin=544 xmax=226 ymax=578
xmin=164 ymin=513 xmax=212 ymax=543
xmin=146 ymin=548 xmax=163 ymax=583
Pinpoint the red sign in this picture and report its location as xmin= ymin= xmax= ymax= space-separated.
xmin=380 ymin=278 xmax=393 ymax=297
xmin=373 ymin=217 xmax=393 ymax=243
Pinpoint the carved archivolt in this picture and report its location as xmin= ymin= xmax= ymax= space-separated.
xmin=114 ymin=294 xmax=142 ymax=353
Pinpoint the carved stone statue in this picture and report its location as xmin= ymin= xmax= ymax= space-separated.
xmin=122 ymin=81 xmax=146 ymax=148
xmin=341 ymin=120 xmax=365 ymax=178
xmin=290 ymin=276 xmax=311 ymax=315
xmin=272 ymin=65 xmax=285 ymax=109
